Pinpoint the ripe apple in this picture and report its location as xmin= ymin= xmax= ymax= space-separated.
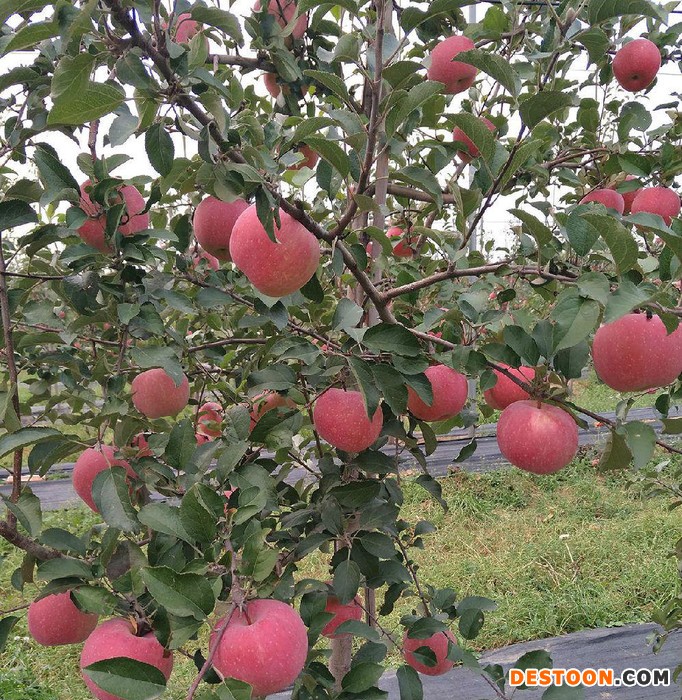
xmin=403 ymin=629 xmax=456 ymax=676
xmin=387 ymin=225 xmax=416 ymax=258
xmin=197 ymin=401 xmax=223 ymax=438
xmin=609 ymin=176 xmax=640 ymax=215
xmin=174 ymin=12 xmax=200 ymax=43
xmin=263 ymin=72 xmax=281 ymax=97
xmin=249 ymin=391 xmax=295 ymax=431
xmin=630 ymin=187 xmax=681 ymax=226
xmin=131 ymin=368 xmax=190 ymax=419
xmin=496 ymin=401 xmax=578 ymax=474
xmin=210 ymin=599 xmax=308 ymax=697
xmin=28 ymin=591 xmax=98 ymax=646
xmin=191 ymin=248 xmax=220 ymax=272
xmin=130 ymin=433 xmax=152 ymax=458
xmin=229 ymin=205 xmax=321 ymax=297
xmin=321 ymin=595 xmax=363 ymax=638
xmin=612 ymin=38 xmax=661 ymax=92
xmin=193 ymin=196 xmax=249 ymax=262
xmin=452 ymin=117 xmax=495 ymax=163
xmin=427 ymin=35 xmax=477 ymax=95
xmin=73 ymin=446 xmax=137 ymax=512
xmin=592 ymin=313 xmax=682 ymax=391
xmin=579 ymin=189 xmax=625 ymax=215
xmin=288 ymin=144 xmax=319 ymax=171
xmin=78 ymin=180 xmax=149 ymax=253
xmin=253 ymin=0 xmax=307 ymax=40
xmin=80 ymin=619 xmax=174 ymax=700
xmin=313 ymin=388 xmax=383 ymax=452
xmin=484 ymin=365 xmax=535 ymax=410
xmin=407 ymin=364 xmax=467 ymax=422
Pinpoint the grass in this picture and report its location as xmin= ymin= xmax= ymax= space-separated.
xmin=568 ymin=369 xmax=651 ymax=414
xmin=1 ymin=450 xmax=680 ymax=699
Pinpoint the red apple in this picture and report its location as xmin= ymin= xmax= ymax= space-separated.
xmin=253 ymin=0 xmax=307 ymax=39
xmin=78 ymin=180 xmax=149 ymax=253
xmin=313 ymin=388 xmax=383 ymax=452
xmin=130 ymin=433 xmax=152 ymax=458
xmin=249 ymin=392 xmax=295 ymax=431
xmin=630 ymin=187 xmax=681 ymax=226
xmin=403 ymin=629 xmax=456 ymax=676
xmin=28 ymin=591 xmax=98 ymax=646
xmin=210 ymin=599 xmax=308 ymax=697
xmin=592 ymin=313 xmax=682 ymax=391
xmin=197 ymin=401 xmax=223 ymax=438
xmin=72 ymin=446 xmax=136 ymax=513
xmin=80 ymin=619 xmax=174 ymax=700
xmin=131 ymin=368 xmax=190 ymax=419
xmin=484 ymin=365 xmax=535 ymax=410
xmin=174 ymin=12 xmax=200 ymax=43
xmin=193 ymin=196 xmax=249 ymax=262
xmin=288 ymin=144 xmax=319 ymax=171
xmin=609 ymin=176 xmax=640 ymax=215
xmin=263 ymin=72 xmax=281 ymax=97
xmin=496 ymin=401 xmax=578 ymax=474
xmin=579 ymin=189 xmax=625 ymax=214
xmin=229 ymin=205 xmax=321 ymax=297
xmin=387 ymin=225 xmax=416 ymax=258
xmin=407 ymin=364 xmax=468 ymax=422
xmin=321 ymin=595 xmax=363 ymax=638
xmin=452 ymin=117 xmax=495 ymax=163
xmin=427 ymin=35 xmax=477 ymax=95
xmin=191 ymin=248 xmax=220 ymax=272
xmin=612 ymin=38 xmax=661 ymax=92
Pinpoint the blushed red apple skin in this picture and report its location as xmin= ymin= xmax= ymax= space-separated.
xmin=263 ymin=72 xmax=281 ymax=97
xmin=609 ymin=176 xmax=640 ymax=215
xmin=427 ymin=36 xmax=477 ymax=95
xmin=313 ymin=388 xmax=383 ymax=452
xmin=612 ymin=38 xmax=661 ymax=92
xmin=452 ymin=117 xmax=495 ymax=163
xmin=496 ymin=401 xmax=578 ymax=474
xmin=484 ymin=365 xmax=536 ymax=410
xmin=210 ymin=599 xmax=308 ymax=698
xmin=229 ymin=205 xmax=321 ymax=297
xmin=403 ymin=629 xmax=457 ymax=676
xmin=321 ymin=596 xmax=363 ymax=638
xmin=288 ymin=144 xmax=319 ymax=171
xmin=630 ymin=187 xmax=681 ymax=226
xmin=387 ymin=225 xmax=415 ymax=258
xmin=407 ymin=364 xmax=468 ymax=422
xmin=191 ymin=248 xmax=220 ymax=272
xmin=197 ymin=401 xmax=223 ymax=438
xmin=193 ymin=196 xmax=249 ymax=262
xmin=592 ymin=313 xmax=682 ymax=392
xmin=249 ymin=392 xmax=295 ymax=431
xmin=579 ymin=189 xmax=625 ymax=214
xmin=131 ymin=368 xmax=190 ymax=419
xmin=253 ymin=0 xmax=308 ymax=39
xmin=73 ymin=446 xmax=136 ymax=512
xmin=80 ymin=618 xmax=174 ymax=700
xmin=28 ymin=592 xmax=98 ymax=646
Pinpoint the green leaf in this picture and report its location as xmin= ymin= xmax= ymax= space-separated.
xmin=39 ymin=528 xmax=86 ymax=556
xmin=349 ymin=356 xmax=382 ymax=419
xmin=583 ymin=214 xmax=638 ymax=274
xmin=2 ymin=20 xmax=58 ymax=54
xmin=3 ymin=491 xmax=42 ymax=537
xmin=587 ymin=0 xmax=666 ymax=24
xmin=519 ymin=91 xmax=575 ymax=129
xmin=92 ymin=467 xmax=139 ymax=534
xmin=180 ymin=484 xmax=223 ymax=543
xmin=0 ymin=616 xmax=19 ymax=653
xmin=190 ymin=7 xmax=243 ymax=42
xmin=451 ymin=113 xmax=496 ymax=162
xmin=240 ymin=523 xmax=278 ymax=582
xmin=662 ymin=417 xmax=682 ymax=435
xmin=454 ymin=49 xmax=518 ymax=97
xmin=304 ymin=69 xmax=351 ymax=104
xmin=0 ymin=0 xmax=50 ymax=23
xmin=333 ymin=297 xmax=363 ymax=332
xmin=48 ymin=82 xmax=125 ymax=126
xmin=302 ymin=137 xmax=349 ymax=177
xmin=603 ymin=280 xmax=652 ymax=324
xmin=164 ymin=419 xmax=196 ymax=471
xmin=510 ymin=208 xmax=552 ymax=247
xmin=342 ymin=662 xmax=384 ymax=693
xmin=392 ymin=166 xmax=443 ymax=209
xmin=599 ymin=429 xmax=632 ymax=470
xmin=514 ymin=649 xmax=553 ymax=672
xmin=563 ymin=211 xmax=599 ymax=256
xmin=141 ymin=567 xmax=215 ymax=620
xmin=498 ymin=139 xmax=542 ymax=192
xmin=51 ymin=54 xmax=95 ymax=99
xmin=334 ymin=558 xmax=361 ymax=605
xmin=117 ymin=303 xmax=140 ymax=324
xmin=551 ymin=293 xmax=600 ymax=352
xmin=71 ymin=587 xmax=119 ymax=615
xmin=363 ymin=323 xmax=422 ymax=357
xmin=145 ymin=123 xmax=175 ymax=177
xmin=397 ymin=664 xmax=423 ymax=700
xmin=372 ymin=364 xmax=409 ymax=416
xmin=575 ymin=28 xmax=610 ymax=64
xmin=0 ymin=427 xmax=61 ymax=460
xmin=503 ymin=325 xmax=540 ymax=364
xmin=138 ymin=503 xmax=194 ymax=543
xmin=83 ymin=658 xmax=167 ymax=700
xmin=623 ymin=421 xmax=656 ymax=469
xmin=37 ymin=557 xmax=94 ymax=582
xmin=387 ymin=81 xmax=445 ymax=138
xmin=0 ymin=199 xmax=38 ymax=232
xmin=34 ymin=143 xmax=80 ymax=202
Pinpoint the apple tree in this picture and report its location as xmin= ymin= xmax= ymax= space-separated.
xmin=0 ymin=0 xmax=682 ymax=698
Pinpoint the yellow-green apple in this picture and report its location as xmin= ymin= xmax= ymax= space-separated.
xmin=407 ymin=365 xmax=467 ymax=422
xmin=249 ymin=392 xmax=296 ymax=431
xmin=484 ymin=365 xmax=535 ymax=410
xmin=80 ymin=619 xmax=174 ymax=700
xmin=427 ymin=35 xmax=477 ymax=94
xmin=592 ymin=313 xmax=682 ymax=391
xmin=403 ymin=629 xmax=456 ymax=676
xmin=197 ymin=401 xmax=223 ymax=438
xmin=612 ymin=38 xmax=661 ymax=92
xmin=321 ymin=595 xmax=363 ymax=638
xmin=496 ymin=401 xmax=578 ymax=474
xmin=78 ymin=180 xmax=149 ymax=253
xmin=28 ymin=591 xmax=98 ymax=646
xmin=630 ymin=187 xmax=681 ymax=226
xmin=210 ymin=599 xmax=308 ymax=697
xmin=579 ymin=189 xmax=625 ymax=214
xmin=253 ymin=0 xmax=307 ymax=39
xmin=193 ymin=196 xmax=249 ymax=261
xmin=313 ymin=388 xmax=383 ymax=452
xmin=452 ymin=117 xmax=495 ymax=163
xmin=131 ymin=368 xmax=190 ymax=419
xmin=387 ymin=225 xmax=416 ymax=258
xmin=73 ymin=446 xmax=136 ymax=512
xmin=229 ymin=205 xmax=321 ymax=297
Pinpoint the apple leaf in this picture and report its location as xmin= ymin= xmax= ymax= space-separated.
xmin=83 ymin=658 xmax=167 ymax=700
xmin=397 ymin=664 xmax=424 ymax=700
xmin=333 ymin=558 xmax=361 ymax=605
xmin=623 ymin=421 xmax=657 ymax=469
xmin=92 ymin=467 xmax=140 ymax=534
xmin=451 ymin=113 xmax=496 ymax=162
xmin=519 ymin=91 xmax=575 ymax=129
xmin=48 ymin=82 xmax=125 ymax=126
xmin=145 ymin=123 xmax=175 ymax=177
xmin=2 ymin=491 xmax=42 ymax=537
xmin=454 ymin=49 xmax=519 ymax=98
xmin=363 ymin=322 xmax=422 ymax=357
xmin=189 ymin=7 xmax=243 ymax=43
xmin=587 ymin=0 xmax=666 ymax=24
xmin=341 ymin=661 xmax=384 ymax=693
xmin=0 ymin=199 xmax=38 ymax=232
xmin=141 ymin=566 xmax=215 ymax=620
xmin=0 ymin=616 xmax=19 ymax=653
xmin=0 ymin=427 xmax=62 ymax=460
xmin=583 ymin=213 xmax=638 ymax=274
